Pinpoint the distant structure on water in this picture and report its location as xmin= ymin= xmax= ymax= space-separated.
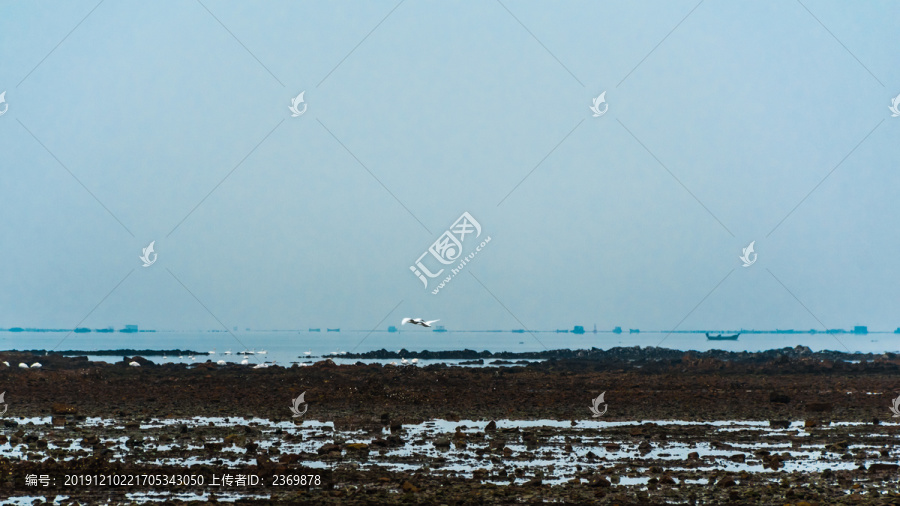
xmin=309 ymin=328 xmax=320 ymax=332
xmin=629 ymin=329 xmax=640 ymax=334
xmin=74 ymin=327 xmax=91 ymax=333
xmin=512 ymin=329 xmax=525 ymax=333
xmin=853 ymin=326 xmax=868 ymax=334
xmin=613 ymin=327 xmax=622 ymax=334
xmin=327 ymin=328 xmax=340 ymax=332
xmin=433 ymin=325 xmax=447 ymax=332
xmin=572 ymin=326 xmax=585 ymax=334
xmin=387 ymin=326 xmax=398 ymax=333
xmin=120 ymin=325 xmax=138 ymax=333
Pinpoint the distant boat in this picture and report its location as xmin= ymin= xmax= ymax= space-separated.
xmin=74 ymin=327 xmax=91 ymax=333
xmin=327 ymin=328 xmax=340 ymax=332
xmin=309 ymin=328 xmax=321 ymax=332
xmin=432 ymin=325 xmax=447 ymax=332
xmin=629 ymin=329 xmax=640 ymax=334
xmin=512 ymin=329 xmax=525 ymax=333
xmin=706 ymin=332 xmax=739 ymax=341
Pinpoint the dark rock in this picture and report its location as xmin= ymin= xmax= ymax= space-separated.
xmin=317 ymin=443 xmax=341 ymax=455
xmin=868 ymin=464 xmax=899 ymax=473
xmin=806 ymin=402 xmax=833 ymax=413
xmin=51 ymin=403 xmax=77 ymax=415
xmin=769 ymin=392 xmax=791 ymax=404
xmin=716 ymin=477 xmax=736 ymax=488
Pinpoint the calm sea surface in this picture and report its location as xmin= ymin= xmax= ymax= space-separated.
xmin=1 ymin=330 xmax=896 ymax=366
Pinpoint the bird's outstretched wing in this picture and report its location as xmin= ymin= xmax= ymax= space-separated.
xmin=424 ymin=319 xmax=440 ymax=326
xmin=401 ymin=318 xmax=412 ymax=325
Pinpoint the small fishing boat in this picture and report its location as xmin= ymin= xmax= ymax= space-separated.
xmin=706 ymin=332 xmax=739 ymax=341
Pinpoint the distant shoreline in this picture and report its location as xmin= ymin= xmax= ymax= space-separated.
xmin=2 ymin=345 xmax=891 ymax=363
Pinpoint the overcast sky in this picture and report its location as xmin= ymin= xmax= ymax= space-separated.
xmin=1 ymin=1 xmax=898 ymax=333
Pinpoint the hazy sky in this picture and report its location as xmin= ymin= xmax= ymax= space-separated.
xmin=1 ymin=1 xmax=898 ymax=333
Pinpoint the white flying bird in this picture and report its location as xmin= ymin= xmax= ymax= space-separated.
xmin=401 ymin=318 xmax=440 ymax=328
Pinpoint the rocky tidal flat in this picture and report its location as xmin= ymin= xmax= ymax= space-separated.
xmin=0 ymin=347 xmax=899 ymax=504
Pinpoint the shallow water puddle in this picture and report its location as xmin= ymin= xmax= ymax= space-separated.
xmin=3 ymin=416 xmax=898 ymax=496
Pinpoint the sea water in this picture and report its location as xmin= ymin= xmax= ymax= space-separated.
xmin=0 ymin=330 xmax=896 ymax=366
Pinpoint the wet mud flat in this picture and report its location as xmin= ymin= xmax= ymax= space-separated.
xmin=1 ymin=347 xmax=899 ymax=504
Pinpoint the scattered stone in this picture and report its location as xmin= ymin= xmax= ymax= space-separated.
xmin=806 ymin=402 xmax=833 ymax=413
xmin=51 ymin=404 xmax=77 ymax=415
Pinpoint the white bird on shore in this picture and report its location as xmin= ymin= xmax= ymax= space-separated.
xmin=178 ymin=354 xmax=183 ymax=359
xmin=401 ymin=318 xmax=440 ymax=328
xmin=2 ymin=361 xmax=8 ymax=367
xmin=252 ymin=362 xmax=267 ymax=369
xmin=18 ymin=363 xmax=28 ymax=369
xmin=241 ymin=358 xmax=249 ymax=365
xmin=389 ymin=361 xmax=397 ymax=366
xmin=189 ymin=355 xmax=195 ymax=361
xmin=401 ymin=357 xmax=408 ymax=365
xmin=217 ymin=360 xmax=226 ymax=365
xmin=411 ymin=358 xmax=419 ymax=364
xmin=224 ymin=349 xmax=232 ymax=355
xmin=129 ymin=361 xmax=140 ymax=367
xmin=30 ymin=362 xmax=42 ymax=368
